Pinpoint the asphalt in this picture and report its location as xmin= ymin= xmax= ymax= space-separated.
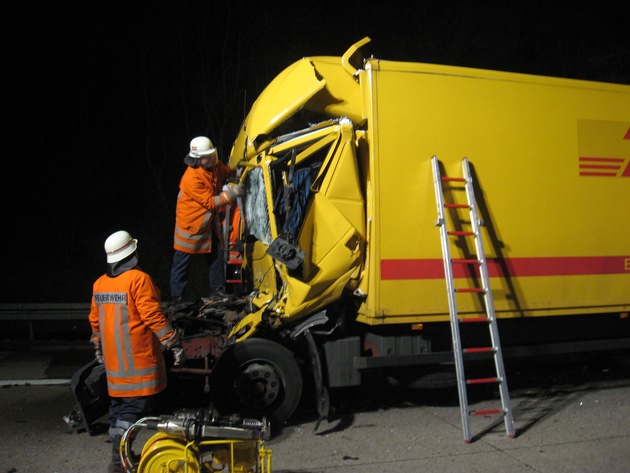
xmin=1 ymin=342 xmax=629 ymax=473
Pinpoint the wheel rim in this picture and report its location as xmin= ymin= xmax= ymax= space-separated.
xmin=233 ymin=361 xmax=283 ymax=409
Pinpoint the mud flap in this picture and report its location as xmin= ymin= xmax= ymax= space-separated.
xmin=304 ymin=330 xmax=329 ymax=432
xmin=65 ymin=360 xmax=109 ymax=435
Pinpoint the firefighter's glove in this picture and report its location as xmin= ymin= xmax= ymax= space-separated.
xmin=90 ymin=336 xmax=104 ymax=364
xmin=223 ymin=184 xmax=245 ymax=203
xmin=171 ymin=347 xmax=185 ymax=366
xmin=161 ymin=330 xmax=181 ymax=349
xmin=95 ymin=349 xmax=104 ymax=364
xmin=162 ymin=330 xmax=185 ymax=366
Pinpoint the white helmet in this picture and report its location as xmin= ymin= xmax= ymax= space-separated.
xmin=104 ymin=230 xmax=138 ymax=263
xmin=185 ymin=136 xmax=217 ymax=166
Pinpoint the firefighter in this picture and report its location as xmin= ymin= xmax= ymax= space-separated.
xmin=169 ymin=136 xmax=244 ymax=302
xmin=89 ymin=230 xmax=184 ymax=473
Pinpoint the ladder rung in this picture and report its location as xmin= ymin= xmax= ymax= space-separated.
xmin=460 ymin=317 xmax=490 ymax=323
xmin=455 ymin=288 xmax=485 ymax=293
xmin=467 ymin=377 xmax=500 ymax=385
xmin=471 ymin=408 xmax=503 ymax=416
xmin=445 ymin=203 xmax=469 ymax=209
xmin=441 ymin=176 xmax=466 ymax=182
xmin=451 ymin=258 xmax=479 ymax=264
xmin=448 ymin=231 xmax=475 ymax=236
xmin=463 ymin=347 xmax=495 ymax=353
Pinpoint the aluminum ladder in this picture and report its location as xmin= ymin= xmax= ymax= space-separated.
xmin=431 ymin=156 xmax=515 ymax=442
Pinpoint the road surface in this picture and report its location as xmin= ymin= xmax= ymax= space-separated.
xmin=1 ymin=343 xmax=629 ymax=472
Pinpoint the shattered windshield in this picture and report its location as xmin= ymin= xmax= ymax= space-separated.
xmin=243 ymin=167 xmax=272 ymax=245
xmin=242 ymin=125 xmax=339 ymax=249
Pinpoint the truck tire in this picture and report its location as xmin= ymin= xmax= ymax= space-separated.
xmin=210 ymin=338 xmax=303 ymax=426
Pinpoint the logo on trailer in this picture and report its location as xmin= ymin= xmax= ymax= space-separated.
xmin=578 ymin=120 xmax=630 ymax=177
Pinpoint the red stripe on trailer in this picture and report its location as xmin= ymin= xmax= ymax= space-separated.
xmin=381 ymin=256 xmax=630 ymax=280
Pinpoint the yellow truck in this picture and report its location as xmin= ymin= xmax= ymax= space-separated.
xmin=208 ymin=37 xmax=630 ymax=425
xmin=68 ymin=38 xmax=630 ymax=434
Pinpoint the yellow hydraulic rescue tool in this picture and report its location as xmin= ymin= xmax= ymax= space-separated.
xmin=432 ymin=156 xmax=515 ymax=442
xmin=120 ymin=410 xmax=272 ymax=473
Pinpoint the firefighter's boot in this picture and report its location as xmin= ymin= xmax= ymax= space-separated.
xmin=108 ymin=435 xmax=122 ymax=473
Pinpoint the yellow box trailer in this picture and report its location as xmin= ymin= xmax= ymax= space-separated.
xmin=365 ymin=54 xmax=630 ymax=324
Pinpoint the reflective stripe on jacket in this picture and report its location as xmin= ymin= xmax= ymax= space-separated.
xmin=89 ymin=268 xmax=174 ymax=397
xmin=173 ymin=163 xmax=232 ymax=254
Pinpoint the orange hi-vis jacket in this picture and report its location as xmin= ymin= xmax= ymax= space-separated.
xmin=173 ymin=163 xmax=232 ymax=254
xmin=89 ymin=268 xmax=175 ymax=398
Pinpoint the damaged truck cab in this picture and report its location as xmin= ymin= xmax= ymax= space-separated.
xmin=230 ymin=118 xmax=366 ymax=340
xmin=228 ymin=39 xmax=371 ymax=342
xmin=211 ymin=41 xmax=374 ymax=423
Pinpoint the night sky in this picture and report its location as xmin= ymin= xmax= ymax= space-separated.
xmin=5 ymin=1 xmax=628 ymax=303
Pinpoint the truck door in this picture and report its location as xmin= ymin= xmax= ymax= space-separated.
xmin=244 ymin=122 xmax=365 ymax=321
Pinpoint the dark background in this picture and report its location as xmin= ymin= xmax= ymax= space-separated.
xmin=4 ymin=1 xmax=629 ymax=303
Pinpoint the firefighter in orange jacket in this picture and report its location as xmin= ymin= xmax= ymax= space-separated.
xmin=89 ymin=230 xmax=184 ymax=473
xmin=170 ymin=136 xmax=244 ymax=301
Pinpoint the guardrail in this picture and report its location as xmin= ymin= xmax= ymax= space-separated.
xmin=0 ymin=303 xmax=90 ymax=341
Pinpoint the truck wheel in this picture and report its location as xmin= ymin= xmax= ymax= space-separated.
xmin=210 ymin=338 xmax=303 ymax=426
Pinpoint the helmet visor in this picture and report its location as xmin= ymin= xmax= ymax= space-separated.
xmin=183 ymin=154 xmax=200 ymax=166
